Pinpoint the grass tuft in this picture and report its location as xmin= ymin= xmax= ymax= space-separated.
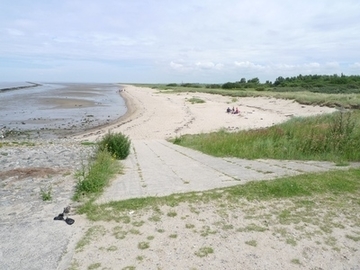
xmin=40 ymin=185 xmax=52 ymax=201
xmin=194 ymin=246 xmax=214 ymax=257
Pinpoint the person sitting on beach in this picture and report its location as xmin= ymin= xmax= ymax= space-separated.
xmin=234 ymin=107 xmax=239 ymax=114
xmin=226 ymin=107 xmax=231 ymax=113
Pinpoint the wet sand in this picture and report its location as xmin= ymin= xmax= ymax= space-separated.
xmin=0 ymin=83 xmax=126 ymax=139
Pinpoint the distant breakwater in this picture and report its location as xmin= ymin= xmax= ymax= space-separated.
xmin=0 ymin=82 xmax=42 ymax=92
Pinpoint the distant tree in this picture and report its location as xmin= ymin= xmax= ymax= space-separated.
xmin=239 ymin=78 xmax=246 ymax=84
xmin=247 ymin=77 xmax=260 ymax=84
xmin=273 ymin=76 xmax=285 ymax=86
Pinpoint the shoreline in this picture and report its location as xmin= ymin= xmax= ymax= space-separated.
xmin=0 ymin=83 xmax=127 ymax=140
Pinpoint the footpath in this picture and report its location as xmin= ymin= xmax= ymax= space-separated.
xmin=98 ymin=140 xmax=360 ymax=203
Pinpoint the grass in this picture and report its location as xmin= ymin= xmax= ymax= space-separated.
xmin=167 ymin=210 xmax=177 ymax=217
xmin=76 ymin=225 xmax=107 ymax=252
xmin=169 ymin=233 xmax=178 ymax=238
xmin=187 ymin=97 xmax=206 ymax=104
xmin=40 ymin=185 xmax=52 ymax=201
xmin=138 ymin=83 xmax=360 ymax=109
xmin=290 ymin=258 xmax=302 ymax=265
xmin=194 ymin=246 xmax=214 ymax=257
xmin=245 ymin=240 xmax=257 ymax=247
xmin=346 ymin=234 xmax=360 ymax=241
xmin=88 ymin=263 xmax=101 ymax=269
xmin=73 ymin=149 xmax=120 ymax=201
xmin=173 ymin=110 xmax=360 ymax=162
xmin=137 ymin=241 xmax=150 ymax=250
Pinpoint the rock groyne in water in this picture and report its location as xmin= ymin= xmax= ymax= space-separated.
xmin=0 ymin=82 xmax=41 ymax=92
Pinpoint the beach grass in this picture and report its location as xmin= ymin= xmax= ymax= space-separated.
xmin=186 ymin=97 xmax=206 ymax=104
xmin=172 ymin=110 xmax=360 ymax=162
xmin=137 ymin=83 xmax=360 ymax=109
xmin=73 ymin=149 xmax=120 ymax=201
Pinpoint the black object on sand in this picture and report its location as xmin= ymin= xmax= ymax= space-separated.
xmin=65 ymin=218 xmax=75 ymax=225
xmin=54 ymin=213 xmax=64 ymax=220
xmin=54 ymin=206 xmax=75 ymax=225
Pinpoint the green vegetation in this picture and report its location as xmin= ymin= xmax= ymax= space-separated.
xmin=194 ymin=246 xmax=214 ymax=257
xmin=98 ymin=131 xmax=131 ymax=160
xmin=73 ymin=150 xmax=119 ymax=201
xmin=245 ymin=240 xmax=257 ymax=247
xmin=173 ymin=110 xmax=360 ymax=162
xmin=76 ymin=225 xmax=107 ymax=252
xmin=290 ymin=259 xmax=302 ymax=265
xmin=87 ymin=263 xmax=101 ymax=270
xmin=137 ymin=241 xmax=150 ymax=249
xmin=167 ymin=210 xmax=177 ymax=217
xmin=187 ymin=97 xmax=205 ymax=104
xmin=40 ymin=185 xmax=52 ymax=201
xmin=137 ymin=74 xmax=360 ymax=109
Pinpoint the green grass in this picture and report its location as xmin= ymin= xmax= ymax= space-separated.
xmin=173 ymin=111 xmax=360 ymax=162
xmin=194 ymin=246 xmax=214 ymax=257
xmin=40 ymin=185 xmax=52 ymax=201
xmin=73 ymin=150 xmax=120 ymax=201
xmin=88 ymin=263 xmax=101 ymax=269
xmin=245 ymin=240 xmax=257 ymax=247
xmin=137 ymin=241 xmax=150 ymax=249
xmin=187 ymin=97 xmax=205 ymax=104
xmin=137 ymin=83 xmax=360 ymax=109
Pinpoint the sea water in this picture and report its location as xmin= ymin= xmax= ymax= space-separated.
xmin=0 ymin=82 xmax=127 ymax=138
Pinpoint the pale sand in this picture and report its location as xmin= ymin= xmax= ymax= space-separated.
xmin=73 ymin=85 xmax=337 ymax=141
xmin=69 ymin=86 xmax=360 ymax=269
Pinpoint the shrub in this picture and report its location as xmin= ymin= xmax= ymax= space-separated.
xmin=187 ymin=97 xmax=205 ymax=104
xmin=98 ymin=132 xmax=131 ymax=160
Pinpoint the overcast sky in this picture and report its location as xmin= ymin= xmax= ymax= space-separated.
xmin=1 ymin=0 xmax=360 ymax=83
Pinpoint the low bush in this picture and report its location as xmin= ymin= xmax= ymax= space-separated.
xmin=98 ymin=132 xmax=131 ymax=160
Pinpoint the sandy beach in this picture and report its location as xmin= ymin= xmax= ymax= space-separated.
xmin=74 ymin=85 xmax=336 ymax=141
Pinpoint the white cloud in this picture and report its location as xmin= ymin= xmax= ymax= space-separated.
xmin=350 ymin=62 xmax=360 ymax=68
xmin=234 ymin=61 xmax=266 ymax=70
xmin=325 ymin=62 xmax=340 ymax=68
xmin=6 ymin=28 xmax=24 ymax=36
xmin=170 ymin=61 xmax=184 ymax=70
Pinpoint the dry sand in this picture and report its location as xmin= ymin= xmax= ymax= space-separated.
xmin=74 ymin=85 xmax=336 ymax=141
xmin=68 ymin=86 xmax=360 ymax=269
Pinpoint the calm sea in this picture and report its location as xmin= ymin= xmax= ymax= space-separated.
xmin=0 ymin=82 xmax=127 ymax=138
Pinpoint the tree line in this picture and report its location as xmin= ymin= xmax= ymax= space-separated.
xmin=167 ymin=74 xmax=360 ymax=94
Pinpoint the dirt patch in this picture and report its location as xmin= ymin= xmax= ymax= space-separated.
xmin=0 ymin=167 xmax=67 ymax=181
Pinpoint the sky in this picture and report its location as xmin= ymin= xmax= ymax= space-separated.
xmin=1 ymin=0 xmax=360 ymax=84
